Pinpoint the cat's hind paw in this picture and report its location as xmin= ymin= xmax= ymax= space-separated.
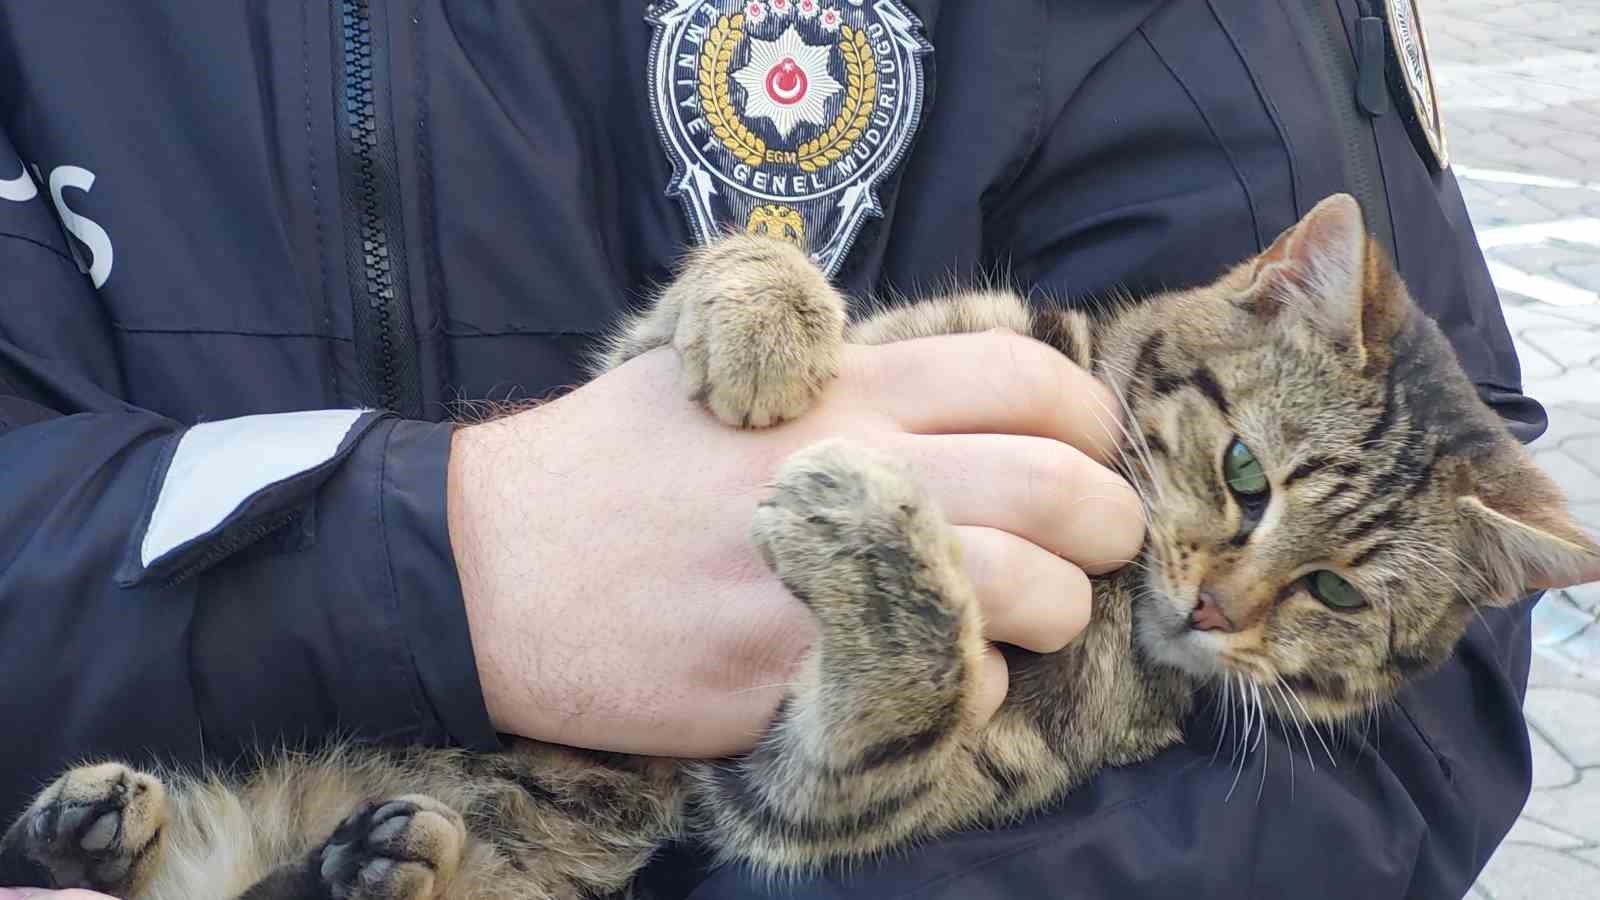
xmin=317 ymin=795 xmax=465 ymax=900
xmin=3 ymin=762 xmax=167 ymax=893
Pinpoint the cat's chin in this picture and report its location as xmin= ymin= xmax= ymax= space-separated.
xmin=1132 ymin=588 xmax=1230 ymax=680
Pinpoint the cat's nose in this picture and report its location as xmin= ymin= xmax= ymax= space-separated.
xmin=1189 ymin=590 xmax=1235 ymax=632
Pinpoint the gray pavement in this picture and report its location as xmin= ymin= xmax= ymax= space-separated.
xmin=1427 ymin=1 xmax=1600 ymax=896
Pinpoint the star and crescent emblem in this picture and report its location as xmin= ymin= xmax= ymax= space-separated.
xmin=647 ymin=0 xmax=931 ymax=277
xmin=733 ymin=26 xmax=843 ymax=139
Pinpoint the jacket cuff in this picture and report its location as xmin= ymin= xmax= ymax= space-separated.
xmin=379 ymin=418 xmax=500 ymax=751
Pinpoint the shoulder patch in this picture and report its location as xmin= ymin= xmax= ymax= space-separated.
xmin=647 ymin=0 xmax=931 ymax=277
xmin=1384 ymin=0 xmax=1449 ymax=171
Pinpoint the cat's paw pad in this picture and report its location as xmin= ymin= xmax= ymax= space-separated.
xmin=675 ymin=236 xmax=846 ymax=429
xmin=13 ymin=763 xmax=166 ymax=892
xmin=753 ymin=439 xmax=966 ymax=628
xmin=318 ymin=795 xmax=464 ymax=900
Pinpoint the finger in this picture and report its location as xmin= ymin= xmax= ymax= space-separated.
xmin=892 ymin=432 xmax=1145 ymax=575
xmin=958 ymin=526 xmax=1091 ymax=652
xmin=970 ymin=644 xmax=1010 ymax=727
xmin=848 ymin=331 xmax=1127 ymax=465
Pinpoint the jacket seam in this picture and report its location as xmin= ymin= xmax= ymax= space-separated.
xmin=1395 ymin=694 xmax=1453 ymax=777
xmin=414 ymin=0 xmax=453 ymax=418
xmin=439 ymin=1 xmax=540 ymax=149
xmin=985 ymin=2 xmax=1170 ymax=239
xmin=1138 ymin=25 xmax=1264 ymax=253
xmin=305 ymin=0 xmax=340 ymax=403
xmin=110 ymin=325 xmax=352 ymax=340
xmin=442 ymin=327 xmax=605 ymax=338
xmin=0 ymin=230 xmax=79 ymax=269
xmin=1206 ymin=0 xmax=1302 ymax=237
xmin=989 ymin=0 xmax=1047 ymax=201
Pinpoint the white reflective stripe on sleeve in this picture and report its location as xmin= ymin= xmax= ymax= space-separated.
xmin=140 ymin=409 xmax=367 ymax=567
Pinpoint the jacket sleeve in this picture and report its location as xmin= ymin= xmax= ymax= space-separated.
xmin=0 ymin=147 xmax=498 ymax=828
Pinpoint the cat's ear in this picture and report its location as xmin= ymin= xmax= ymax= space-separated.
xmin=1458 ymin=471 xmax=1600 ymax=601
xmin=1244 ymin=193 xmax=1401 ymax=363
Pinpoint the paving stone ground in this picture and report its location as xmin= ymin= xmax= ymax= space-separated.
xmin=1426 ymin=2 xmax=1600 ymax=896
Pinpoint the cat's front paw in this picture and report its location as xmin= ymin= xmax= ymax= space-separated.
xmin=672 ymin=236 xmax=847 ymax=428
xmin=317 ymin=795 xmax=465 ymax=900
xmin=747 ymin=440 xmax=981 ymax=777
xmin=753 ymin=439 xmax=972 ymax=642
xmin=4 ymin=763 xmax=166 ymax=893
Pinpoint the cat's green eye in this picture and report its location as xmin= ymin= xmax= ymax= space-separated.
xmin=1222 ymin=438 xmax=1269 ymax=497
xmin=1307 ymin=570 xmax=1365 ymax=610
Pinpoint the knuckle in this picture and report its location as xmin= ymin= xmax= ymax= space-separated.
xmin=1102 ymin=479 xmax=1148 ymax=552
xmin=1034 ymin=564 xmax=1091 ymax=653
xmin=1080 ymin=485 xmax=1147 ymax=574
xmin=985 ymin=540 xmax=1088 ymax=654
xmin=964 ymin=531 xmax=1015 ymax=612
xmin=1059 ymin=564 xmax=1094 ymax=637
xmin=1022 ymin=443 xmax=1086 ymax=532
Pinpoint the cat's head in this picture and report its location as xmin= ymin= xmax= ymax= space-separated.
xmin=1122 ymin=193 xmax=1600 ymax=722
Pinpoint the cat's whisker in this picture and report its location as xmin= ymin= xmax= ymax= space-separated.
xmin=1233 ymin=673 xmax=1248 ymax=771
xmin=1080 ymin=356 xmax=1166 ymax=512
xmin=1382 ymin=539 xmax=1497 ymax=637
xmin=1374 ymin=696 xmax=1383 ymax=751
xmin=1225 ymin=707 xmax=1249 ymax=801
xmin=1250 ymin=682 xmax=1266 ymax=756
xmin=1269 ymin=677 xmax=1315 ymax=773
xmin=1277 ymin=674 xmax=1336 ymax=767
xmin=1210 ymin=674 xmax=1233 ymax=766
xmin=1359 ymin=698 xmax=1382 ymax=753
xmin=1257 ymin=680 xmax=1270 ymax=805
xmin=730 ymin=680 xmax=809 ymax=697
xmin=1061 ymin=492 xmax=1145 ymax=512
xmin=1239 ymin=679 xmax=1266 ymax=804
xmin=1372 ymin=538 xmax=1493 ymax=637
xmin=1422 ymin=542 xmax=1499 ymax=630
xmin=1226 ymin=674 xmax=1257 ymax=803
xmin=1271 ymin=685 xmax=1295 ymax=801
xmin=1395 ymin=539 xmax=1490 ymax=601
xmin=1112 ymin=558 xmax=1156 ymax=575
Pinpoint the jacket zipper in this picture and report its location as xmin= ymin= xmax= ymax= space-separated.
xmin=1288 ymin=0 xmax=1396 ymax=258
xmin=335 ymin=0 xmax=423 ymax=418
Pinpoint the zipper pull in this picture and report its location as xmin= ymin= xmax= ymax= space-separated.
xmin=1356 ymin=3 xmax=1391 ymax=117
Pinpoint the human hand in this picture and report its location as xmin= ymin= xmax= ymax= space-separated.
xmin=448 ymin=330 xmax=1144 ymax=757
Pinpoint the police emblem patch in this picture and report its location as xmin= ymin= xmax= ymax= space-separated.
xmin=647 ymin=0 xmax=931 ymax=277
xmin=1384 ymin=0 xmax=1449 ymax=171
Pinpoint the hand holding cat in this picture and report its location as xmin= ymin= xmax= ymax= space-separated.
xmin=447 ymin=329 xmax=1144 ymax=757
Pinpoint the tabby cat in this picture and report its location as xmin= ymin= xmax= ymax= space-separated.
xmin=5 ymin=195 xmax=1597 ymax=900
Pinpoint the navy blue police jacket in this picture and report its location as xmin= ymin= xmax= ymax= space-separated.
xmin=0 ymin=1 xmax=1547 ymax=897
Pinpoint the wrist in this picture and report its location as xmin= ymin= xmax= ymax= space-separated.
xmin=447 ymin=421 xmax=515 ymax=735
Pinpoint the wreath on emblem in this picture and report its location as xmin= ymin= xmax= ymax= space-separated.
xmin=697 ymin=13 xmax=879 ymax=173
xmin=647 ymin=0 xmax=931 ymax=277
